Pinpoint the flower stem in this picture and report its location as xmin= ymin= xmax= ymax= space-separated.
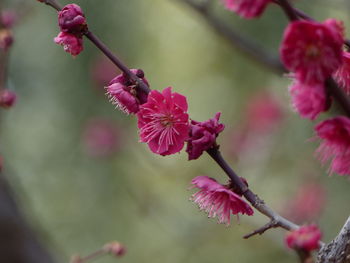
xmin=207 ymin=147 xmax=299 ymax=232
xmin=37 ymin=0 xmax=150 ymax=95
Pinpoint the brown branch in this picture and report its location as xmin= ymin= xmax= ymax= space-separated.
xmin=317 ymin=216 xmax=350 ymax=263
xmin=0 ymin=173 xmax=56 ymax=263
xmin=178 ymin=0 xmax=285 ymax=74
xmin=39 ymin=0 xmax=150 ymax=95
xmin=207 ymin=148 xmax=300 ymax=236
xmin=243 ymin=220 xmax=279 ymax=239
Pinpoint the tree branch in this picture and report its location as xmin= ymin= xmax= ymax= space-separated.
xmin=177 ymin=0 xmax=285 ymax=74
xmin=207 ymin=148 xmax=299 ymax=235
xmin=317 ymin=216 xmax=350 ymax=263
xmin=39 ymin=0 xmax=150 ymax=95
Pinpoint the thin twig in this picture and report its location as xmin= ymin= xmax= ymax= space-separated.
xmin=178 ymin=0 xmax=285 ymax=74
xmin=40 ymin=0 xmax=150 ymax=95
xmin=243 ymin=220 xmax=279 ymax=239
xmin=207 ymin=148 xmax=299 ymax=233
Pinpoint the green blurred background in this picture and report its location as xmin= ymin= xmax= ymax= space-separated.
xmin=1 ymin=0 xmax=350 ymax=262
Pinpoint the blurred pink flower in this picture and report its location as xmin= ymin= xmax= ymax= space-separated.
xmin=245 ymin=92 xmax=283 ymax=132
xmin=186 ymin=112 xmax=225 ymax=160
xmin=222 ymin=0 xmax=271 ymax=19
xmin=91 ymin=56 xmax=120 ymax=87
xmin=0 ymin=29 xmax=14 ymax=51
xmin=103 ymin=242 xmax=127 ymax=257
xmin=190 ymin=176 xmax=253 ymax=225
xmin=0 ymin=10 xmax=17 ymax=28
xmin=285 ymin=224 xmax=321 ymax=251
xmin=315 ymin=116 xmax=350 ymax=176
xmin=58 ymin=4 xmax=87 ymax=35
xmin=284 ymin=182 xmax=326 ymax=223
xmin=54 ymin=32 xmax=83 ymax=56
xmin=289 ymin=80 xmax=328 ymax=120
xmin=0 ymin=90 xmax=16 ymax=108
xmin=334 ymin=52 xmax=350 ymax=94
xmin=137 ymin=87 xmax=189 ymax=156
xmin=82 ymin=119 xmax=120 ymax=157
xmin=280 ymin=20 xmax=343 ymax=84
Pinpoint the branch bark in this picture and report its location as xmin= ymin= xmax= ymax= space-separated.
xmin=0 ymin=173 xmax=56 ymax=263
xmin=317 ymin=216 xmax=350 ymax=263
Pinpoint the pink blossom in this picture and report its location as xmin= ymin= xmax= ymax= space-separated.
xmin=222 ymin=0 xmax=271 ymax=19
xmin=54 ymin=32 xmax=83 ymax=56
xmin=58 ymin=4 xmax=87 ymax=35
xmin=106 ymin=83 xmax=140 ymax=114
xmin=0 ymin=29 xmax=13 ymax=51
xmin=0 ymin=90 xmax=16 ymax=108
xmin=186 ymin=112 xmax=225 ymax=160
xmin=289 ymin=80 xmax=328 ymax=120
xmin=315 ymin=117 xmax=350 ymax=176
xmin=190 ymin=176 xmax=253 ymax=225
xmin=82 ymin=119 xmax=120 ymax=158
xmin=245 ymin=92 xmax=283 ymax=132
xmin=280 ymin=20 xmax=344 ymax=84
xmin=334 ymin=52 xmax=350 ymax=94
xmin=137 ymin=87 xmax=190 ymax=156
xmin=0 ymin=10 xmax=17 ymax=28
xmin=285 ymin=225 xmax=322 ymax=251
xmin=106 ymin=69 xmax=149 ymax=114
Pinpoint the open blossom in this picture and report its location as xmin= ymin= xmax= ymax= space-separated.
xmin=315 ymin=116 xmax=350 ymax=176
xmin=334 ymin=52 xmax=350 ymax=94
xmin=190 ymin=176 xmax=253 ymax=225
xmin=54 ymin=32 xmax=83 ymax=56
xmin=280 ymin=20 xmax=344 ymax=84
xmin=106 ymin=69 xmax=149 ymax=114
xmin=58 ymin=4 xmax=87 ymax=35
xmin=137 ymin=87 xmax=189 ymax=156
xmin=0 ymin=90 xmax=16 ymax=108
xmin=222 ymin=0 xmax=271 ymax=19
xmin=285 ymin=225 xmax=322 ymax=251
xmin=186 ymin=112 xmax=225 ymax=160
xmin=289 ymin=80 xmax=329 ymax=120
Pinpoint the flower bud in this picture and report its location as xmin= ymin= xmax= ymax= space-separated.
xmin=58 ymin=4 xmax=87 ymax=35
xmin=0 ymin=90 xmax=16 ymax=108
xmin=103 ymin=242 xmax=126 ymax=257
xmin=0 ymin=29 xmax=14 ymax=51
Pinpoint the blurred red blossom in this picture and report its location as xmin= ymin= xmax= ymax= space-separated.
xmin=0 ymin=89 xmax=16 ymax=108
xmin=222 ymin=0 xmax=271 ymax=19
xmin=283 ymin=182 xmax=326 ymax=223
xmin=91 ymin=56 xmax=120 ymax=88
xmin=315 ymin=116 xmax=350 ymax=176
xmin=0 ymin=10 xmax=17 ymax=28
xmin=285 ymin=224 xmax=322 ymax=251
xmin=82 ymin=118 xmax=121 ymax=158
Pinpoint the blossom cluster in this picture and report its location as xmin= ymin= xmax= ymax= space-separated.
xmin=54 ymin=4 xmax=87 ymax=56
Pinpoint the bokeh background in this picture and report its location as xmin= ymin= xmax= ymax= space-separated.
xmin=1 ymin=0 xmax=350 ymax=262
